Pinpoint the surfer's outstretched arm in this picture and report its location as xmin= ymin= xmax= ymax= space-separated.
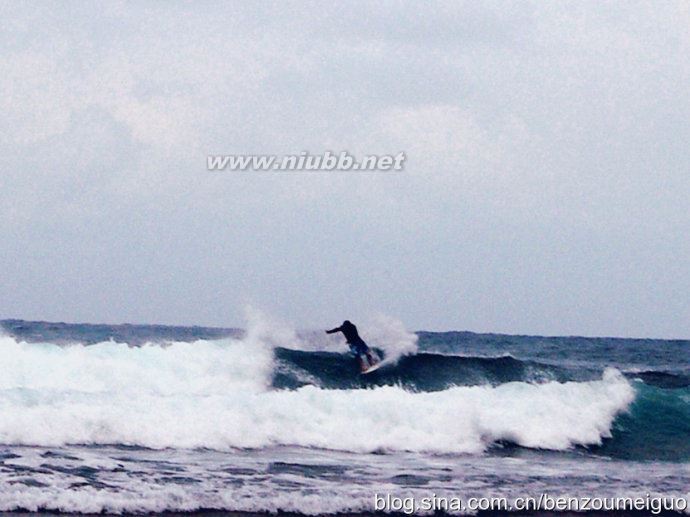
xmin=325 ymin=326 xmax=342 ymax=334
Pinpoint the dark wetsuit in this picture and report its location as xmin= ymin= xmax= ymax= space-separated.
xmin=326 ymin=320 xmax=369 ymax=355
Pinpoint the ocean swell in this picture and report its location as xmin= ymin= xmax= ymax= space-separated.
xmin=0 ymin=335 xmax=636 ymax=454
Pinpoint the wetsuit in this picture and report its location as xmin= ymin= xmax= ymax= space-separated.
xmin=326 ymin=320 xmax=370 ymax=356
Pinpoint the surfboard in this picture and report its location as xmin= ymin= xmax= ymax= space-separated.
xmin=361 ymin=359 xmax=382 ymax=374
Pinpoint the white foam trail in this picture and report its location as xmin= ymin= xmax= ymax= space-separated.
xmin=0 ymin=333 xmax=633 ymax=453
xmin=361 ymin=314 xmax=418 ymax=364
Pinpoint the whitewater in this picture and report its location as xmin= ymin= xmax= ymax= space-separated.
xmin=0 ymin=317 xmax=689 ymax=514
xmin=0 ymin=334 xmax=634 ymax=454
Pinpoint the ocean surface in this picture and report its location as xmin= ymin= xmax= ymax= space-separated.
xmin=0 ymin=318 xmax=689 ymax=515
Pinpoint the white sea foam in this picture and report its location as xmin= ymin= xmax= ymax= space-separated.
xmin=361 ymin=313 xmax=419 ymax=363
xmin=0 ymin=330 xmax=634 ymax=453
xmin=2 ymin=445 xmax=687 ymax=515
xmin=0 ymin=481 xmax=375 ymax=515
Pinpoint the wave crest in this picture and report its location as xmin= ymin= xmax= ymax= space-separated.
xmin=0 ymin=335 xmax=634 ymax=453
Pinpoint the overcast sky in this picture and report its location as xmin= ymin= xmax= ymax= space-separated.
xmin=1 ymin=1 xmax=689 ymax=338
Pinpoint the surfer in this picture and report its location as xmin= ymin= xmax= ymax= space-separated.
xmin=326 ymin=320 xmax=377 ymax=371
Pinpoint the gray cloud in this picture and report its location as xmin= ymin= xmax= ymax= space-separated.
xmin=1 ymin=1 xmax=688 ymax=337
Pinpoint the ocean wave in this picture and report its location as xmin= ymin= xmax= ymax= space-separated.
xmin=593 ymin=381 xmax=690 ymax=461
xmin=0 ymin=335 xmax=636 ymax=454
xmin=273 ymin=348 xmax=572 ymax=390
xmin=623 ymin=370 xmax=690 ymax=389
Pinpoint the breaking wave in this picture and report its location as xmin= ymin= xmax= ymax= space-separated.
xmin=0 ymin=334 xmax=638 ymax=455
